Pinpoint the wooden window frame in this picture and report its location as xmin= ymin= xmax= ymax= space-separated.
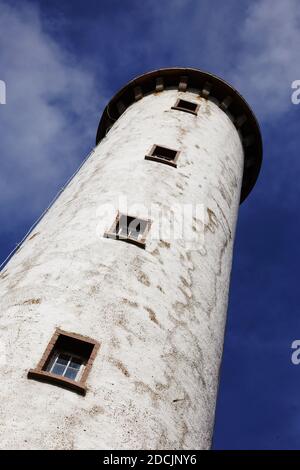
xmin=27 ymin=329 xmax=100 ymax=396
xmin=171 ymin=98 xmax=199 ymax=116
xmin=104 ymin=212 xmax=152 ymax=249
xmin=145 ymin=144 xmax=180 ymax=168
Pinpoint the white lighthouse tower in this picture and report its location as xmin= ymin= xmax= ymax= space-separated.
xmin=0 ymin=68 xmax=262 ymax=449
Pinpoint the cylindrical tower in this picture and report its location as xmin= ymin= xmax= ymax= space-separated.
xmin=0 ymin=68 xmax=262 ymax=450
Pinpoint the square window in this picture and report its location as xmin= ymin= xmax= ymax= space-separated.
xmin=28 ymin=329 xmax=100 ymax=395
xmin=171 ymin=98 xmax=199 ymax=115
xmin=145 ymin=144 xmax=180 ymax=168
xmin=104 ymin=213 xmax=151 ymax=249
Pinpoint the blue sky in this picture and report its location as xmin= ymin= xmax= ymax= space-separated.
xmin=0 ymin=0 xmax=300 ymax=449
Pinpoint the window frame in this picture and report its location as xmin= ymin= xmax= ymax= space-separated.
xmin=171 ymin=98 xmax=199 ymax=116
xmin=47 ymin=351 xmax=85 ymax=382
xmin=104 ymin=212 xmax=152 ymax=249
xmin=27 ymin=329 xmax=100 ymax=396
xmin=145 ymin=144 xmax=180 ymax=168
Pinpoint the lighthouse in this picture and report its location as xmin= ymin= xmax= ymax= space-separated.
xmin=0 ymin=68 xmax=262 ymax=449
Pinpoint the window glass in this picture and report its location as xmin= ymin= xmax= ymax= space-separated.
xmin=49 ymin=353 xmax=82 ymax=381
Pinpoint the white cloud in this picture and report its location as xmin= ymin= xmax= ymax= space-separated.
xmin=231 ymin=0 xmax=300 ymax=119
xmin=0 ymin=1 xmax=104 ymax=228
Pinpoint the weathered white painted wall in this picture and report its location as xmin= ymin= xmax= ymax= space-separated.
xmin=0 ymin=89 xmax=243 ymax=449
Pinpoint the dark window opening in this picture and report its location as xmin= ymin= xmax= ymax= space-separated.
xmin=152 ymin=146 xmax=177 ymax=161
xmin=171 ymin=99 xmax=199 ymax=115
xmin=43 ymin=334 xmax=94 ymax=381
xmin=104 ymin=213 xmax=152 ymax=248
xmin=117 ymin=215 xmax=148 ymax=241
xmin=145 ymin=144 xmax=180 ymax=168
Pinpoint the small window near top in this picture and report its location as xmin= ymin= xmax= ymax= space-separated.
xmin=145 ymin=144 xmax=180 ymax=168
xmin=171 ymin=98 xmax=199 ymax=115
xmin=104 ymin=212 xmax=152 ymax=249
xmin=28 ymin=329 xmax=99 ymax=395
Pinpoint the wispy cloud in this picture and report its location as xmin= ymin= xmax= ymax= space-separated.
xmin=231 ymin=0 xmax=300 ymax=119
xmin=0 ymin=0 xmax=104 ymax=228
xmin=148 ymin=0 xmax=300 ymax=120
